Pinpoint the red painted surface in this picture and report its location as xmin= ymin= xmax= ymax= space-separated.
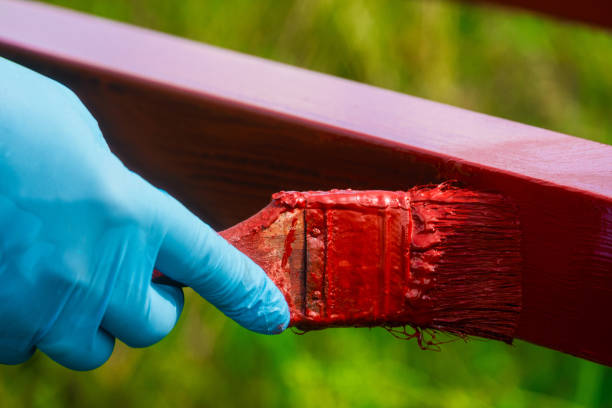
xmin=0 ymin=1 xmax=611 ymax=364
xmin=218 ymin=184 xmax=522 ymax=343
xmin=468 ymin=0 xmax=612 ymax=29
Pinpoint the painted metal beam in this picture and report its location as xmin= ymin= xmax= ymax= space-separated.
xmin=1 ymin=0 xmax=611 ymax=365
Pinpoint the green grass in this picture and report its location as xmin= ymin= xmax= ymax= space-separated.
xmin=2 ymin=1 xmax=612 ymax=407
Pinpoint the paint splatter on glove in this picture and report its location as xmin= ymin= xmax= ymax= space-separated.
xmin=0 ymin=57 xmax=289 ymax=371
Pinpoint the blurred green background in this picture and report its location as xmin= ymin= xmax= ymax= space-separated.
xmin=2 ymin=0 xmax=612 ymax=407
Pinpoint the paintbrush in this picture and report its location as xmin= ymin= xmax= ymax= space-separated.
xmin=155 ymin=182 xmax=522 ymax=344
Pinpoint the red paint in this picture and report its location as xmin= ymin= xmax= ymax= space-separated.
xmin=220 ymin=183 xmax=522 ymax=343
xmin=2 ymin=1 xmax=610 ymax=363
xmin=280 ymin=216 xmax=297 ymax=268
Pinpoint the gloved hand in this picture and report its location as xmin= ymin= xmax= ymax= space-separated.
xmin=0 ymin=57 xmax=289 ymax=371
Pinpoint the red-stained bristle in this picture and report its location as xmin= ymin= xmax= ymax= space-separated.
xmin=407 ymin=183 xmax=521 ymax=342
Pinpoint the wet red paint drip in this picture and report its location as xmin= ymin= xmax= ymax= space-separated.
xmin=280 ymin=216 xmax=298 ymax=269
xmin=214 ymin=182 xmax=522 ymax=343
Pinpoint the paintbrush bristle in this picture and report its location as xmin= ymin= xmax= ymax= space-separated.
xmin=407 ymin=183 xmax=521 ymax=343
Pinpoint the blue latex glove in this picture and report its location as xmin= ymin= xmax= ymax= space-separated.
xmin=0 ymin=57 xmax=289 ymax=370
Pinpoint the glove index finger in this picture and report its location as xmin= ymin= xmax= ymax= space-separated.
xmin=154 ymin=193 xmax=289 ymax=335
